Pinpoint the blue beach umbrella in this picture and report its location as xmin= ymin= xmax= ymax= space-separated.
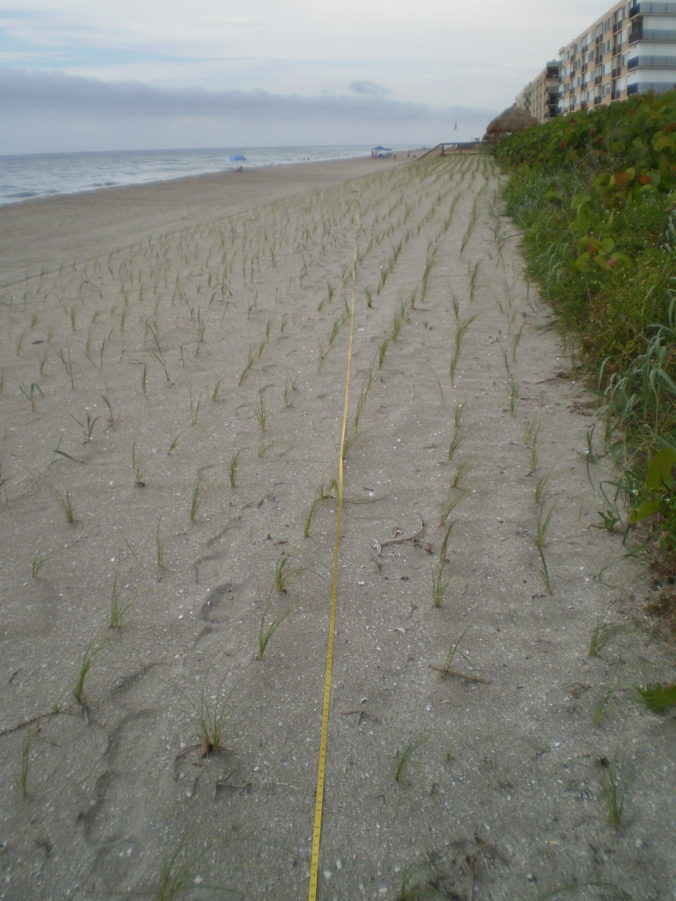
xmin=229 ymin=154 xmax=247 ymax=162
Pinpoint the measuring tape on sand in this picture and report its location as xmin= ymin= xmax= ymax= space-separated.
xmin=307 ymin=193 xmax=360 ymax=901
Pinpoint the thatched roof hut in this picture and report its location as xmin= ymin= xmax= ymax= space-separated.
xmin=483 ymin=105 xmax=537 ymax=143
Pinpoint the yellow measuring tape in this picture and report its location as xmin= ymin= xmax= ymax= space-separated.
xmin=307 ymin=194 xmax=360 ymax=901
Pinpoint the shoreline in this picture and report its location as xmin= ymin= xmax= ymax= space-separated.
xmin=0 ymin=153 xmax=412 ymax=286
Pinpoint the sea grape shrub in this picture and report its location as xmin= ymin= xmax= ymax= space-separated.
xmin=494 ymin=90 xmax=675 ymax=569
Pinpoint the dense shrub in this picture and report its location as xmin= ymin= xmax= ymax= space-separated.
xmin=494 ymin=91 xmax=675 ymax=570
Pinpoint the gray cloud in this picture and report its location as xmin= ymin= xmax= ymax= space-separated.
xmin=0 ymin=68 xmax=442 ymax=122
xmin=349 ymin=80 xmax=391 ymax=97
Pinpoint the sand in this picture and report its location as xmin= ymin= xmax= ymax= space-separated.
xmin=0 ymin=153 xmax=673 ymax=900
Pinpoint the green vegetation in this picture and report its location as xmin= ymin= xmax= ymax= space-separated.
xmin=494 ymin=91 xmax=675 ymax=572
xmin=635 ymin=681 xmax=676 ymax=714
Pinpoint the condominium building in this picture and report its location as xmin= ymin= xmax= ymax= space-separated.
xmin=516 ymin=0 xmax=676 ymax=121
xmin=515 ymin=62 xmax=561 ymax=122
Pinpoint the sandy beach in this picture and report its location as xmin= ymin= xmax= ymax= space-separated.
xmin=0 ymin=153 xmax=672 ymax=900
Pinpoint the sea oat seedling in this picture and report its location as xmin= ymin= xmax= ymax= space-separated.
xmin=535 ymin=501 xmax=555 ymax=548
xmin=156 ymin=519 xmax=167 ymax=572
xmin=31 ymin=553 xmax=49 ymax=578
xmin=254 ymin=390 xmax=267 ymax=432
xmin=19 ymin=727 xmax=33 ymax=798
xmin=451 ymin=461 xmax=474 ymax=489
xmin=534 ymin=472 xmax=551 ymax=506
xmin=377 ymin=336 xmax=390 ymax=369
xmin=156 ymin=842 xmax=194 ymax=901
xmin=190 ymin=476 xmax=205 ymax=522
xmin=395 ymin=732 xmax=430 ymax=784
xmin=508 ymin=375 xmax=519 ymax=414
xmin=100 ymin=394 xmax=114 ymax=428
xmin=439 ymin=492 xmax=462 ymax=527
xmin=588 ymin=622 xmax=628 ymax=657
xmin=439 ymin=519 xmax=456 ymax=562
xmin=189 ymin=393 xmax=202 ymax=426
xmin=109 ymin=572 xmax=128 ymax=628
xmin=430 ymin=625 xmax=489 ymax=683
xmin=533 ymin=882 xmax=632 ymax=901
xmin=257 ymin=594 xmax=292 ymax=660
xmin=19 ymin=382 xmax=43 ymax=413
xmin=56 ymin=489 xmax=78 ymax=524
xmin=447 ymin=427 xmax=463 ymax=462
xmin=73 ymin=642 xmax=101 ymax=706
xmin=273 ymin=554 xmax=292 ymax=592
xmin=592 ymin=685 xmax=619 ymax=725
xmin=598 ymin=754 xmax=631 ymax=828
xmin=238 ymin=346 xmax=256 ymax=385
xmin=449 ymin=314 xmax=477 ymax=383
xmin=536 ymin=544 xmax=553 ymax=595
xmin=228 ymin=450 xmax=241 ymax=488
xmin=196 ymin=683 xmax=230 ymax=754
xmin=132 ymin=441 xmax=145 ymax=487
xmin=303 ymin=481 xmax=337 ymax=538
xmin=211 ymin=374 xmax=225 ymax=402
xmin=167 ymin=432 xmax=182 ymax=456
xmin=57 ymin=349 xmax=75 ymax=389
xmin=431 ymin=560 xmax=449 ymax=607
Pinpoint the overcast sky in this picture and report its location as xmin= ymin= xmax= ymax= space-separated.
xmin=1 ymin=0 xmax=611 ymax=153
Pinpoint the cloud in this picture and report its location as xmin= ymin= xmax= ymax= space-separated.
xmin=349 ymin=80 xmax=391 ymax=97
xmin=0 ymin=67 xmax=445 ymax=122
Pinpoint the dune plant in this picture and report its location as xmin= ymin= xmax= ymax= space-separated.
xmin=598 ymin=754 xmax=631 ymax=828
xmin=495 ymin=92 xmax=676 ymax=570
xmin=254 ymin=389 xmax=267 ymax=432
xmin=533 ymin=882 xmax=632 ymax=901
xmin=273 ymin=553 xmax=292 ymax=593
xmin=73 ymin=642 xmax=101 ymax=707
xmin=109 ymin=572 xmax=128 ymax=628
xmin=228 ymin=450 xmax=241 ymax=489
xmin=394 ymin=732 xmax=430 ymax=784
xmin=156 ymin=519 xmax=168 ymax=572
xmin=132 ymin=441 xmax=145 ymax=487
xmin=439 ymin=492 xmax=462 ymax=528
xmin=238 ymin=346 xmax=257 ymax=385
xmin=189 ymin=393 xmax=202 ymax=426
xmin=431 ymin=560 xmax=449 ymax=607
xmin=196 ymin=683 xmax=230 ymax=754
xmin=100 ymin=393 xmax=114 ymax=428
xmin=19 ymin=382 xmax=43 ymax=413
xmin=56 ymin=489 xmax=78 ymax=524
xmin=451 ymin=461 xmax=474 ymax=490
xmin=523 ymin=419 xmax=541 ymax=473
xmin=449 ymin=314 xmax=477 ymax=383
xmin=588 ymin=622 xmax=628 ymax=657
xmin=31 ymin=553 xmax=49 ymax=578
xmin=18 ymin=727 xmax=33 ymax=798
xmin=257 ymin=593 xmax=292 ymax=660
xmin=303 ymin=480 xmax=337 ymax=538
xmin=189 ymin=476 xmax=205 ymax=522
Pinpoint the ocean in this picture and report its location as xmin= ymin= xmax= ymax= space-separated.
xmin=0 ymin=144 xmax=375 ymax=206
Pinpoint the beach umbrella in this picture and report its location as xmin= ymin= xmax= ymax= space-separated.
xmin=229 ymin=154 xmax=247 ymax=162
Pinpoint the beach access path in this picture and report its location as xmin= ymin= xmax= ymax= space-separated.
xmin=0 ymin=152 xmax=672 ymax=900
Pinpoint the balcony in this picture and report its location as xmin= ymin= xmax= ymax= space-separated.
xmin=629 ymin=53 xmax=676 ymax=67
xmin=630 ymin=2 xmax=676 ymax=13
